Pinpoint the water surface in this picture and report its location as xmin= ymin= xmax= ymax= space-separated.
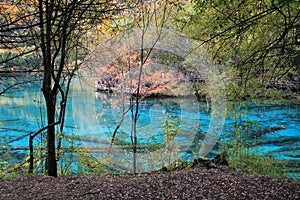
xmin=0 ymin=81 xmax=299 ymax=176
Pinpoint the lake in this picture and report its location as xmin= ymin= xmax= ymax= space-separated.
xmin=0 ymin=79 xmax=299 ymax=177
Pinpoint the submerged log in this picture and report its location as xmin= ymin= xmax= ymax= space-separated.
xmin=259 ymin=126 xmax=286 ymax=134
xmin=253 ymin=136 xmax=300 ymax=146
xmin=247 ymin=126 xmax=286 ymax=139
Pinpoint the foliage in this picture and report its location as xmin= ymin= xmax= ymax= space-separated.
xmin=0 ymin=154 xmax=30 ymax=180
xmin=0 ymin=155 xmax=10 ymax=175
xmin=174 ymin=0 xmax=300 ymax=100
xmin=219 ymin=103 xmax=289 ymax=179
xmin=221 ymin=140 xmax=288 ymax=179
xmin=0 ymin=52 xmax=42 ymax=71
xmin=58 ymin=146 xmax=110 ymax=176
xmin=162 ymin=110 xmax=180 ymax=143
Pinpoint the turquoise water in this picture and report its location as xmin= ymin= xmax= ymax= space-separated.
xmin=225 ymin=103 xmax=300 ymax=160
xmin=0 ymin=81 xmax=299 ymax=176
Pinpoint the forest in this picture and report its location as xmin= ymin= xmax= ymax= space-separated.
xmin=0 ymin=0 xmax=299 ymax=180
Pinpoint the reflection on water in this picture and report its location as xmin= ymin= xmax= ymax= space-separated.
xmin=0 ymin=81 xmax=299 ymax=175
xmin=93 ymin=92 xmax=183 ymax=143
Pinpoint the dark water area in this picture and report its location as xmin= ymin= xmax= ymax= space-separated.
xmin=0 ymin=80 xmax=299 ymax=178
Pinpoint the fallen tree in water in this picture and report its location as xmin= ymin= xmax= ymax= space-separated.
xmin=246 ymin=125 xmax=286 ymax=139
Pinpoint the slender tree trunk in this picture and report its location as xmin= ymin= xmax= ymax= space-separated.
xmin=45 ymin=100 xmax=57 ymax=176
xmin=43 ymin=53 xmax=58 ymax=176
xmin=40 ymin=0 xmax=57 ymax=177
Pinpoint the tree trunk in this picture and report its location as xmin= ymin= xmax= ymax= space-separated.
xmin=45 ymin=100 xmax=57 ymax=177
xmin=41 ymin=0 xmax=57 ymax=177
xmin=43 ymin=64 xmax=58 ymax=176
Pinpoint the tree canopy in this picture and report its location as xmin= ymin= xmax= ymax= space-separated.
xmin=174 ymin=0 xmax=300 ymax=99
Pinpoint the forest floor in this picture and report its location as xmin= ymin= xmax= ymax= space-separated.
xmin=0 ymin=162 xmax=299 ymax=200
